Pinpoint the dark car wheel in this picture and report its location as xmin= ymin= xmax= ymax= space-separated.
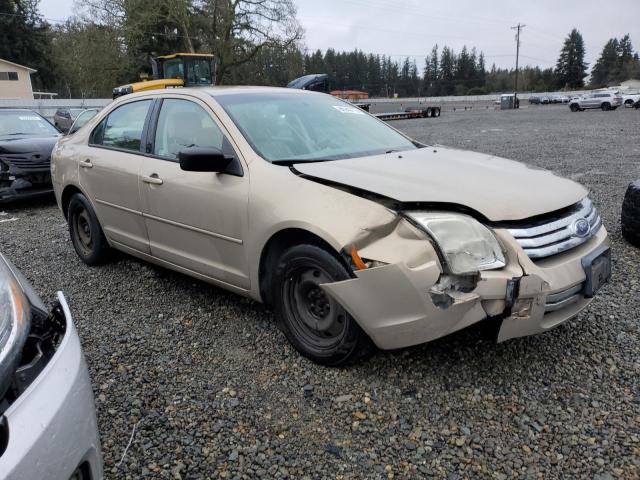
xmin=570 ymin=104 xmax=580 ymax=112
xmin=601 ymin=102 xmax=611 ymax=111
xmin=273 ymin=244 xmax=372 ymax=366
xmin=68 ymin=193 xmax=111 ymax=265
xmin=622 ymin=181 xmax=640 ymax=248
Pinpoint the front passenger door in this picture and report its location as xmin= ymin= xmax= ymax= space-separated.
xmin=139 ymin=97 xmax=250 ymax=289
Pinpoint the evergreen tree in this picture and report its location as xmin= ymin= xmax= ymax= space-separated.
xmin=555 ymin=28 xmax=588 ymax=89
xmin=591 ymin=39 xmax=620 ymax=87
xmin=439 ymin=46 xmax=456 ymax=95
xmin=0 ymin=0 xmax=54 ymax=90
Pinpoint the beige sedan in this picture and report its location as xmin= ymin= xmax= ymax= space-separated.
xmin=52 ymin=87 xmax=610 ymax=365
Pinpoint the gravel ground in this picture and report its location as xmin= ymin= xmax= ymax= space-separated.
xmin=2 ymin=105 xmax=640 ymax=479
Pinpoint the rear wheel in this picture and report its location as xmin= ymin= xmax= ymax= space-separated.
xmin=601 ymin=102 xmax=611 ymax=111
xmin=68 ymin=193 xmax=111 ymax=265
xmin=625 ymin=99 xmax=634 ymax=106
xmin=273 ymin=244 xmax=372 ymax=366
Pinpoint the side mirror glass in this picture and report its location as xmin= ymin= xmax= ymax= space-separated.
xmin=178 ymin=147 xmax=242 ymax=176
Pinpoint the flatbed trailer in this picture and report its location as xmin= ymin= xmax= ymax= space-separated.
xmin=373 ymin=106 xmax=441 ymax=121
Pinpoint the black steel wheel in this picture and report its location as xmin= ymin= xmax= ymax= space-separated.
xmin=68 ymin=193 xmax=111 ymax=265
xmin=273 ymin=244 xmax=372 ymax=366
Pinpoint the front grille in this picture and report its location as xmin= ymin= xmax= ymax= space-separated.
xmin=506 ymin=198 xmax=602 ymax=259
xmin=0 ymin=154 xmax=50 ymax=171
xmin=544 ymin=283 xmax=583 ymax=313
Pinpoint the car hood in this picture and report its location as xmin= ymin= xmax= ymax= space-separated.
xmin=0 ymin=135 xmax=59 ymax=156
xmin=293 ymin=146 xmax=588 ymax=221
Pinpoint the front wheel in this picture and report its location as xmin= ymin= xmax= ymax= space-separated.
xmin=570 ymin=104 xmax=580 ymax=112
xmin=68 ymin=193 xmax=111 ymax=265
xmin=273 ymin=244 xmax=372 ymax=366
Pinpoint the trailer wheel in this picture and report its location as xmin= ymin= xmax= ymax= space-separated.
xmin=433 ymin=107 xmax=441 ymax=117
xmin=425 ymin=108 xmax=432 ymax=118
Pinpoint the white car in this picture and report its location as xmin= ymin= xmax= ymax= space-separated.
xmin=622 ymin=92 xmax=640 ymax=107
xmin=569 ymin=92 xmax=623 ymax=111
xmin=0 ymin=253 xmax=103 ymax=479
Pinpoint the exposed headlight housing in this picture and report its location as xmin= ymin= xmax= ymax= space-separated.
xmin=406 ymin=212 xmax=506 ymax=274
xmin=0 ymin=256 xmax=31 ymax=399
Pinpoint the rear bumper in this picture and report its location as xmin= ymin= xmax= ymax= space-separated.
xmin=322 ymin=227 xmax=609 ymax=350
xmin=0 ymin=293 xmax=103 ymax=479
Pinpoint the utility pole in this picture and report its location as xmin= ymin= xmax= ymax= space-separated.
xmin=511 ymin=23 xmax=525 ymax=108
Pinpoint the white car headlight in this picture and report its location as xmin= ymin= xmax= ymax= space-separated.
xmin=406 ymin=212 xmax=506 ymax=274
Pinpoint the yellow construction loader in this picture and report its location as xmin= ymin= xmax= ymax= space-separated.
xmin=112 ymin=53 xmax=216 ymax=99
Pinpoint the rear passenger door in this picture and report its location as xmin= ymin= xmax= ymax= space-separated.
xmin=79 ymin=99 xmax=153 ymax=254
xmin=139 ymin=96 xmax=250 ymax=289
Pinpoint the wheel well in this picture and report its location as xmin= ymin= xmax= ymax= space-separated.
xmin=258 ymin=228 xmax=344 ymax=306
xmin=60 ymin=185 xmax=83 ymax=219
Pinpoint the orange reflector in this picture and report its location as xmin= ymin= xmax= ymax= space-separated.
xmin=350 ymin=245 xmax=368 ymax=270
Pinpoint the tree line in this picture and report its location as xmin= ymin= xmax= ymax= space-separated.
xmin=1 ymin=0 xmax=639 ymax=99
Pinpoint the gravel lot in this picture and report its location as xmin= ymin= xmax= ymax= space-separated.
xmin=2 ymin=105 xmax=640 ymax=479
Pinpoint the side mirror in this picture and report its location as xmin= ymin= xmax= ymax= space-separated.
xmin=178 ymin=147 xmax=242 ymax=176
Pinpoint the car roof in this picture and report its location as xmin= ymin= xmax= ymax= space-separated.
xmin=121 ymin=86 xmax=317 ymax=102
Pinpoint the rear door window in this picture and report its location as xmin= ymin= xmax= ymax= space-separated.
xmin=95 ymin=100 xmax=152 ymax=152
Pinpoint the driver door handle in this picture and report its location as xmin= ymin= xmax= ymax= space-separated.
xmin=141 ymin=173 xmax=163 ymax=185
xmin=80 ymin=159 xmax=93 ymax=168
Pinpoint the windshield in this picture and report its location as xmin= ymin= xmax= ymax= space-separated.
xmin=69 ymin=110 xmax=98 ymax=134
xmin=0 ymin=111 xmax=59 ymax=137
xmin=215 ymin=92 xmax=417 ymax=162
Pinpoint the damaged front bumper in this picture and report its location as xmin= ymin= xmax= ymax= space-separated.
xmin=0 ymin=158 xmax=53 ymax=203
xmin=322 ymin=224 xmax=610 ymax=350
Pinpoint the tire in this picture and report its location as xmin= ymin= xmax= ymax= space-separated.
xmin=273 ymin=244 xmax=372 ymax=366
xmin=625 ymin=99 xmax=634 ymax=106
xmin=433 ymin=107 xmax=440 ymax=117
xmin=425 ymin=107 xmax=432 ymax=118
xmin=621 ymin=181 xmax=640 ymax=248
xmin=67 ymin=193 xmax=111 ymax=265
xmin=570 ymin=104 xmax=580 ymax=112
xmin=601 ymin=102 xmax=611 ymax=111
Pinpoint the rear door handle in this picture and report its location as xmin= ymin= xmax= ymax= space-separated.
xmin=80 ymin=159 xmax=93 ymax=168
xmin=141 ymin=174 xmax=163 ymax=185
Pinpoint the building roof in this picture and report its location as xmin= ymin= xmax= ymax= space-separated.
xmin=0 ymin=58 xmax=37 ymax=73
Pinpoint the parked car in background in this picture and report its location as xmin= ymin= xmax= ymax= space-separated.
xmin=569 ymin=92 xmax=623 ymax=111
xmin=54 ymin=108 xmax=87 ymax=132
xmin=622 ymin=92 xmax=640 ymax=107
xmin=540 ymin=96 xmax=550 ymax=104
xmin=67 ymin=109 xmax=100 ymax=135
xmin=0 ymin=109 xmax=60 ymax=202
xmin=622 ymin=181 xmax=640 ymax=247
xmin=53 ymin=87 xmax=610 ymax=365
xmin=0 ymin=253 xmax=103 ymax=478
xmin=528 ymin=96 xmax=541 ymax=104
xmin=551 ymin=94 xmax=570 ymax=104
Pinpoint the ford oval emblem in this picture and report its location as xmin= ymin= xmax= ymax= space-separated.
xmin=572 ymin=218 xmax=591 ymax=238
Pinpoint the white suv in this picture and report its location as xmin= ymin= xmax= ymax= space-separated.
xmin=569 ymin=92 xmax=623 ymax=112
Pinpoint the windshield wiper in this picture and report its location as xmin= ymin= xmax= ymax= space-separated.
xmin=272 ymin=158 xmax=334 ymax=166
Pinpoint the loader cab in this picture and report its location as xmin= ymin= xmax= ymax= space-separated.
xmin=113 ymin=53 xmax=216 ymax=99
xmin=151 ymin=54 xmax=215 ymax=87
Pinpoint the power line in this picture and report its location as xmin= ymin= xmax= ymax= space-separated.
xmin=511 ymin=23 xmax=525 ymax=104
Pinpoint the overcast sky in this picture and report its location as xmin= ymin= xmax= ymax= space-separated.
xmin=39 ymin=0 xmax=639 ymax=71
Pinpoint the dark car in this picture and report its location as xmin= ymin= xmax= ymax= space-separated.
xmin=0 ymin=109 xmax=60 ymax=202
xmin=53 ymin=108 xmax=86 ymax=132
xmin=528 ymin=96 xmax=541 ymax=104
